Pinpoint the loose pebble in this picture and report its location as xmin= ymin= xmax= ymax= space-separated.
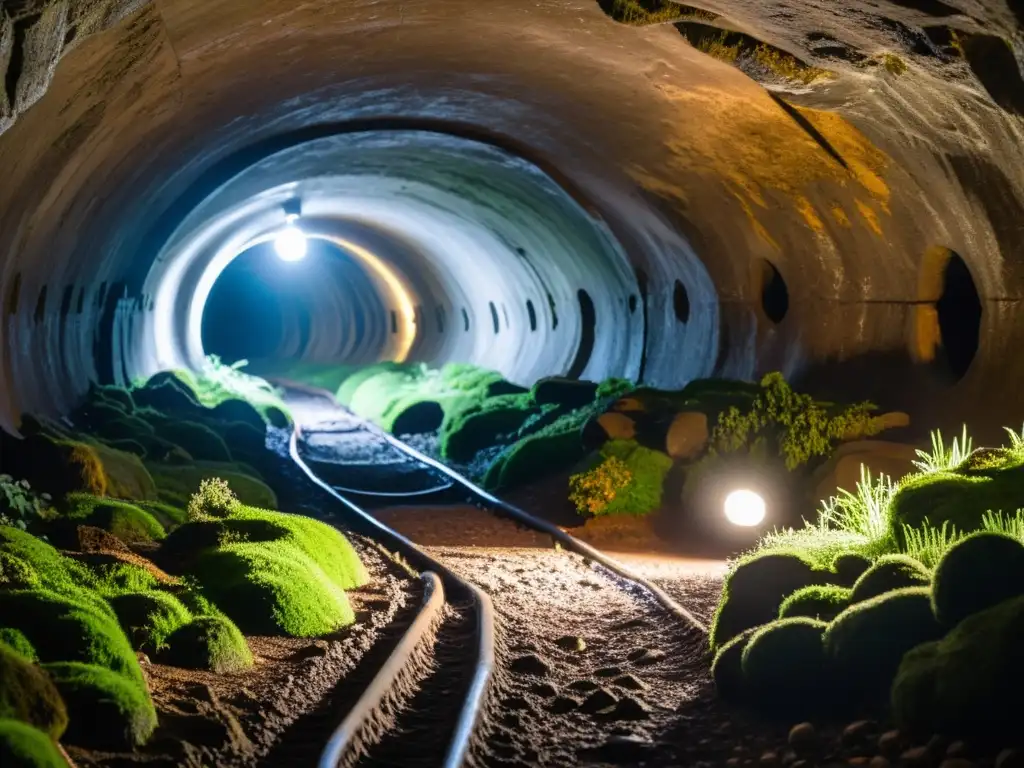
xmin=900 ymin=745 xmax=934 ymax=766
xmin=546 ymin=696 xmax=579 ymax=714
xmin=869 ymin=757 xmax=891 ymax=768
xmin=510 ymin=653 xmax=550 ymax=677
xmin=760 ymin=751 xmax=779 ymax=765
xmin=789 ymin=723 xmax=818 ymax=755
xmin=843 ymin=721 xmax=878 ymax=744
xmin=555 ymin=635 xmax=587 ymax=652
xmin=939 ymin=759 xmax=976 ymax=768
xmin=530 ymin=682 xmax=557 ymax=698
xmin=997 ymin=749 xmax=1024 ymax=768
xmin=945 ymin=742 xmax=967 ymax=758
xmin=579 ymin=688 xmax=616 ymax=714
xmin=878 ymin=731 xmax=903 ymax=757
xmin=610 ymin=673 xmax=646 ymax=691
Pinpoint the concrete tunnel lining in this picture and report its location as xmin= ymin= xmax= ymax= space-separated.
xmin=0 ymin=0 xmax=1021 ymax=439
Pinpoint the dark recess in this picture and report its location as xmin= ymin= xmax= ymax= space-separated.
xmin=93 ymin=281 xmax=125 ymax=384
xmin=390 ymin=310 xmax=398 ymax=335
xmin=887 ymin=0 xmax=959 ymax=16
xmin=59 ymin=285 xmax=74 ymax=319
xmin=33 ymin=286 xmax=47 ymax=324
xmin=947 ymin=155 xmax=1024 ymax=271
xmin=566 ymin=289 xmax=596 ymax=379
xmin=635 ymin=267 xmax=650 ymax=381
xmin=960 ymin=35 xmax=1024 ymax=116
xmin=75 ymin=287 xmax=85 ymax=315
xmin=4 ymin=15 xmax=39 ymax=111
xmin=5 ymin=273 xmax=21 ymax=315
xmin=461 ymin=307 xmax=470 ymax=332
xmin=96 ymin=281 xmax=108 ymax=309
xmin=526 ymin=299 xmax=537 ymax=331
xmin=760 ymin=260 xmax=789 ymax=324
xmin=628 ymin=294 xmax=638 ymax=314
xmin=935 ymin=253 xmax=982 ymax=381
xmin=488 ymin=301 xmax=500 ymax=334
xmin=547 ymin=292 xmax=559 ymax=331
xmin=436 ymin=306 xmax=446 ymax=334
xmin=673 ymin=279 xmax=690 ymax=323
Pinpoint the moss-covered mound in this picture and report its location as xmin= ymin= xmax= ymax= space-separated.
xmin=825 ymin=586 xmax=942 ymax=700
xmin=210 ymin=398 xmax=267 ymax=431
xmin=109 ymin=591 xmax=192 ymax=655
xmin=0 ymin=719 xmax=67 ymax=768
xmin=43 ymin=662 xmax=157 ymax=749
xmin=96 ymin=386 xmax=135 ymax=414
xmin=892 ymin=595 xmax=1024 ymax=742
xmin=64 ymin=494 xmax=166 ymax=544
xmin=160 ymin=421 xmax=233 ymax=463
xmin=889 ymin=466 xmax=1024 ymax=543
xmin=161 ymin=615 xmax=253 ymax=673
xmin=441 ymin=394 xmax=537 ymax=462
xmin=96 ymin=415 xmax=155 ymax=444
xmin=147 ymin=463 xmax=277 ymax=510
xmin=850 ymin=554 xmax=930 ymax=603
xmin=132 ymin=378 xmax=203 ymax=416
xmin=0 ymin=629 xmax=37 ymax=661
xmin=0 ymin=551 xmax=40 ymax=590
xmin=710 ymin=551 xmax=833 ymax=651
xmin=711 ymin=627 xmax=757 ymax=703
xmin=931 ymin=532 xmax=1024 ymax=628
xmin=779 ymin=584 xmax=851 ymax=621
xmin=831 ymin=552 xmax=872 ymax=587
xmin=165 ymin=507 xmax=368 ymax=636
xmin=0 ymin=527 xmax=100 ymax=606
xmin=0 ymin=589 xmax=143 ymax=684
xmin=0 ymin=644 xmax=68 ymax=739
xmin=593 ymin=439 xmax=673 ymax=516
xmin=741 ymin=618 xmax=829 ymax=712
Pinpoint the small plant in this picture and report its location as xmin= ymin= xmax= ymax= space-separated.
xmin=818 ymin=466 xmax=898 ymax=542
xmin=753 ymin=44 xmax=832 ymax=84
xmin=981 ymin=509 xmax=1024 ymax=541
xmin=0 ymin=475 xmax=52 ymax=530
xmin=912 ymin=426 xmax=972 ymax=474
xmin=881 ymin=53 xmax=908 ymax=76
xmin=608 ymin=0 xmax=715 ymax=25
xmin=901 ymin=519 xmax=964 ymax=568
xmin=569 ymin=457 xmax=633 ymax=517
xmin=187 ymin=478 xmax=239 ymax=521
xmin=696 ymin=31 xmax=741 ymax=63
xmin=1003 ymin=424 xmax=1024 ymax=462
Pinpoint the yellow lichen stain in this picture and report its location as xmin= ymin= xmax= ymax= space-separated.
xmin=736 ymin=193 xmax=781 ymax=251
xmin=911 ymin=304 xmax=941 ymax=363
xmin=831 ymin=204 xmax=852 ymax=228
xmin=625 ymin=163 xmax=690 ymax=206
xmin=855 ymin=199 xmax=883 ymax=236
xmin=795 ymin=196 xmax=825 ymax=234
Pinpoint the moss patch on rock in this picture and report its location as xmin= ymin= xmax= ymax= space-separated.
xmin=0 ymin=643 xmax=68 ymax=739
xmin=43 ymin=661 xmax=157 ymax=749
xmin=711 ymin=627 xmax=757 ymax=703
xmin=850 ymin=554 xmax=930 ymax=603
xmin=741 ymin=617 xmax=829 ymax=713
xmin=930 ymin=531 xmax=1024 ymax=628
xmin=779 ymin=584 xmax=851 ymax=621
xmin=160 ymin=615 xmax=253 ymax=673
xmin=64 ymin=494 xmax=166 ymax=544
xmin=0 ymin=629 xmax=37 ymax=661
xmin=0 ymin=719 xmax=68 ymax=768
xmin=147 ymin=463 xmax=277 ymax=510
xmin=109 ymin=591 xmax=192 ymax=655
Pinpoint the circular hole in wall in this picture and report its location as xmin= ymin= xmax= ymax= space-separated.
xmin=566 ymin=289 xmax=596 ymax=379
xmin=628 ymin=294 xmax=637 ymax=314
xmin=488 ymin=301 xmax=500 ymax=334
xmin=526 ymin=299 xmax=537 ymax=331
xmin=673 ymin=279 xmax=690 ymax=323
xmin=760 ymin=260 xmax=789 ymax=324
xmin=936 ymin=253 xmax=982 ymax=380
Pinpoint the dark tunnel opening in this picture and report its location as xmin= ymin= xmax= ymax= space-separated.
xmin=760 ymin=260 xmax=789 ymax=324
xmin=566 ymin=288 xmax=596 ymax=379
xmin=936 ymin=252 xmax=982 ymax=381
xmin=673 ymin=279 xmax=690 ymax=324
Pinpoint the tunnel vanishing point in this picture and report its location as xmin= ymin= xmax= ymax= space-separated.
xmin=0 ymin=0 xmax=1022 ymax=440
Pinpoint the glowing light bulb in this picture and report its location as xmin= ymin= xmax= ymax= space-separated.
xmin=724 ymin=489 xmax=766 ymax=527
xmin=275 ymin=226 xmax=307 ymax=261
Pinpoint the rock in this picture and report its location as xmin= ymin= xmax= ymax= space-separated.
xmin=612 ymin=674 xmax=647 ymax=691
xmin=533 ymin=377 xmax=599 ymax=409
xmin=531 ymin=683 xmax=557 ymax=698
xmin=634 ymin=649 xmax=666 ymax=665
xmin=843 ymin=721 xmax=878 ymax=744
xmin=626 ymin=648 xmax=649 ymax=661
xmin=868 ymin=758 xmax=891 ymax=768
xmin=579 ymin=734 xmax=658 ymax=763
xmin=811 ymin=440 xmax=919 ymax=504
xmin=877 ymin=730 xmax=903 ymax=757
xmin=612 ymin=396 xmax=645 ymax=413
xmin=665 ymin=411 xmax=709 ymax=460
xmin=503 ymin=696 xmax=532 ymax=711
xmin=900 ymin=746 xmax=935 ymax=766
xmin=510 ymin=654 xmax=550 ymax=677
xmin=760 ymin=751 xmax=780 ymax=765
xmin=580 ymin=688 xmax=617 ymax=714
xmin=997 ymin=750 xmax=1024 ymax=768
xmin=595 ymin=666 xmax=622 ymax=677
xmin=555 ymin=635 xmax=587 ymax=653
xmin=927 ymin=736 xmax=949 ymax=756
xmin=546 ymin=696 xmax=579 ymax=714
xmin=607 ymin=695 xmax=650 ymax=720
xmin=849 ymin=759 xmax=871 ymax=767
xmin=939 ymin=760 xmax=976 ymax=768
xmin=567 ymin=679 xmax=599 ymax=693
xmin=788 ymin=723 xmax=818 ymax=755
xmin=945 ymin=743 xmax=967 ymax=758
xmin=136 ymin=652 xmax=151 ymax=665
xmin=597 ymin=412 xmax=637 ymax=440
xmin=727 ymin=759 xmax=741 ymax=768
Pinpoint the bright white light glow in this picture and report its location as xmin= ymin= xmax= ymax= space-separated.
xmin=724 ymin=489 xmax=766 ymax=527
xmin=274 ymin=226 xmax=307 ymax=261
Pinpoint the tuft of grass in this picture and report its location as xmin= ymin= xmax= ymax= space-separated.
xmin=607 ymin=0 xmax=717 ymax=25
xmin=753 ymin=44 xmax=832 ymax=84
xmin=696 ymin=32 xmax=741 ymax=63
xmin=912 ymin=425 xmax=972 ymax=474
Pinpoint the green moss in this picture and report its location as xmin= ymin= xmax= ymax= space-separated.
xmin=0 ymin=589 xmax=143 ymax=685
xmin=90 ymin=562 xmax=159 ymax=596
xmin=892 ymin=595 xmax=1024 ymax=742
xmin=930 ymin=531 xmax=1024 ymax=628
xmin=109 ymin=591 xmax=191 ymax=654
xmin=741 ymin=617 xmax=829 ymax=712
xmin=831 ymin=552 xmax=872 ymax=587
xmin=0 ymin=719 xmax=67 ymax=768
xmin=0 ymin=644 xmax=68 ymax=739
xmin=710 ymin=550 xmax=832 ymax=651
xmin=0 ymin=527 xmax=81 ymax=595
xmin=89 ymin=442 xmax=158 ymax=501
xmin=850 ymin=554 xmax=930 ymax=603
xmin=210 ymin=398 xmax=266 ymax=431
xmin=64 ymin=494 xmax=166 ymax=544
xmin=595 ymin=377 xmax=634 ymax=400
xmin=0 ymin=629 xmax=37 ymax=661
xmin=222 ymin=421 xmax=267 ymax=458
xmin=103 ymin=438 xmax=147 ymax=458
xmin=168 ymin=506 xmax=368 ymax=636
xmin=147 ymin=462 xmax=277 ymax=510
xmin=0 ymin=551 xmax=40 ymax=590
xmin=136 ymin=500 xmax=187 ymax=531
xmin=889 ymin=466 xmax=1024 ymax=543
xmin=711 ymin=627 xmax=757 ymax=703
xmin=825 ymin=586 xmax=942 ymax=700
xmin=335 ymin=362 xmax=408 ymax=406
xmin=96 ymin=386 xmax=135 ymax=413
xmin=43 ymin=662 xmax=156 ymax=749
xmin=161 ymin=615 xmax=253 ymax=673
xmin=441 ymin=393 xmax=537 ymax=462
xmin=160 ymin=421 xmax=232 ymax=463
xmin=97 ymin=415 xmax=155 ymax=443
xmin=779 ymin=584 xmax=851 ymax=621
xmin=132 ymin=376 xmax=203 ymax=415
xmin=595 ymin=439 xmax=673 ymax=516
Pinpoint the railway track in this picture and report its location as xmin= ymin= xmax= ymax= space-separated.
xmin=282 ymin=384 xmax=713 ymax=767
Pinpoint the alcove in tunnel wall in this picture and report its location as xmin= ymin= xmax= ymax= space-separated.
xmin=0 ymin=0 xmax=1021 ymax=442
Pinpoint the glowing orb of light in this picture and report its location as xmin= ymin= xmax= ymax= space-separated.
xmin=274 ymin=226 xmax=307 ymax=261
xmin=724 ymin=489 xmax=766 ymax=527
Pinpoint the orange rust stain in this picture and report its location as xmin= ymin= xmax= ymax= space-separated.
xmin=856 ymin=199 xmax=883 ymax=236
xmin=911 ymin=304 xmax=941 ymax=363
xmin=831 ymin=204 xmax=852 ymax=228
xmin=795 ymin=196 xmax=826 ymax=234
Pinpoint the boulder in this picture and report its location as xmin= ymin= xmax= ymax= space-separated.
xmin=665 ymin=411 xmax=709 ymax=460
xmin=597 ymin=413 xmax=636 ymax=440
xmin=812 ymin=440 xmax=919 ymax=504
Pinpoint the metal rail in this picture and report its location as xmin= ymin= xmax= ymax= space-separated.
xmin=289 ymin=429 xmax=495 ymax=768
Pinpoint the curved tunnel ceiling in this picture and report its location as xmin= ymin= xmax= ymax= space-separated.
xmin=0 ymin=0 xmax=1022 ymax=440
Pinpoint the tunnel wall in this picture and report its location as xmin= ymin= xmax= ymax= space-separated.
xmin=0 ymin=0 xmax=1022 ymax=441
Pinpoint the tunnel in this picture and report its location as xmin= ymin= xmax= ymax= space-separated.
xmin=1 ymin=0 xmax=1023 ymax=443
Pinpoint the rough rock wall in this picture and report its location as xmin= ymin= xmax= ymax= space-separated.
xmin=0 ymin=0 xmax=148 ymax=132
